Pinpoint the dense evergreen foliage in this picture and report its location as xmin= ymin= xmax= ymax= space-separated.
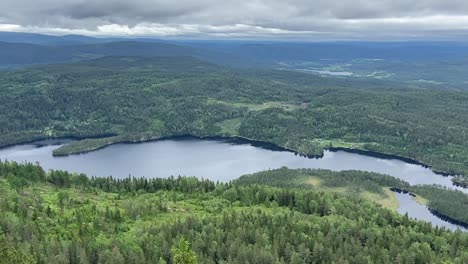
xmin=1 ymin=56 xmax=468 ymax=178
xmin=0 ymin=41 xmax=195 ymax=66
xmin=453 ymin=176 xmax=468 ymax=188
xmin=235 ymin=167 xmax=410 ymax=190
xmin=2 ymin=31 xmax=468 ymax=264
xmin=236 ymin=167 xmax=468 ymax=224
xmin=1 ymin=161 xmax=467 ymax=263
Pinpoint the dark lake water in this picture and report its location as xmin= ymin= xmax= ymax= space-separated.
xmin=396 ymin=193 xmax=467 ymax=232
xmin=0 ymin=137 xmax=466 ymax=231
xmin=0 ymin=138 xmax=462 ymax=189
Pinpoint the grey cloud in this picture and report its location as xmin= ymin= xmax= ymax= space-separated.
xmin=1 ymin=0 xmax=468 ymax=39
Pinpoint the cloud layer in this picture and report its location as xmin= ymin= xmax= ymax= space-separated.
xmin=1 ymin=0 xmax=468 ymax=39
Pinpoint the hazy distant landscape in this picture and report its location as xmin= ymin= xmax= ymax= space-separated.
xmin=1 ymin=0 xmax=468 ymax=262
xmin=2 ymin=32 xmax=468 ymax=90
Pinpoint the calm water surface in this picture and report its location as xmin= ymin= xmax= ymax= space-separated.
xmin=1 ymin=138 xmax=466 ymax=231
xmin=0 ymin=138 xmax=462 ymax=189
xmin=396 ymin=192 xmax=467 ymax=232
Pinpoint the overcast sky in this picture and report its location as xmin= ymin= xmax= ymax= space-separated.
xmin=1 ymin=0 xmax=468 ymax=40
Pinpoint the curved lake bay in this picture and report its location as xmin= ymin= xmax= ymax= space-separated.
xmin=396 ymin=193 xmax=467 ymax=232
xmin=0 ymin=137 xmax=462 ymax=188
xmin=0 ymin=137 xmax=466 ymax=231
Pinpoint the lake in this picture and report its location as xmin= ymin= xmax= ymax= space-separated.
xmin=0 ymin=137 xmax=466 ymax=231
xmin=396 ymin=192 xmax=467 ymax=232
xmin=0 ymin=137 xmax=462 ymax=189
xmin=296 ymin=69 xmax=353 ymax=76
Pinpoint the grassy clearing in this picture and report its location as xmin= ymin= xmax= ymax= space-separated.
xmin=308 ymin=138 xmax=368 ymax=149
xmin=207 ymin=98 xmax=305 ymax=112
xmin=415 ymin=195 xmax=429 ymax=206
xmin=305 ymin=176 xmax=399 ymax=210
xmin=216 ymin=118 xmax=242 ymax=135
xmin=360 ymin=188 xmax=399 ymax=210
xmin=306 ymin=176 xmax=322 ymax=186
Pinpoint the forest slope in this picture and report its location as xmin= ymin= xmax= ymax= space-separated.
xmin=235 ymin=167 xmax=468 ymax=224
xmin=1 ymin=161 xmax=467 ymax=263
xmin=1 ymin=56 xmax=468 ymax=177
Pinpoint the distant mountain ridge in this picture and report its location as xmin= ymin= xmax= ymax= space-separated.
xmin=0 ymin=32 xmax=108 ymax=45
xmin=2 ymin=32 xmax=468 ymax=65
xmin=0 ymin=31 xmax=169 ymax=46
xmin=2 ymin=31 xmax=468 ymax=89
xmin=0 ymin=40 xmax=197 ymax=66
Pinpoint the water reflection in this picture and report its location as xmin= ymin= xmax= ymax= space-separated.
xmin=0 ymin=138 xmax=464 ymax=192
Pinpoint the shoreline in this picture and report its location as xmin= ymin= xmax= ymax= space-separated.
xmin=0 ymin=134 xmax=463 ymax=180
xmin=50 ymin=134 xmax=306 ymax=158
xmin=2 ymin=134 xmax=467 ymax=230
xmin=391 ymin=189 xmax=468 ymax=231
xmin=428 ymin=209 xmax=468 ymax=230
xmin=0 ymin=134 xmax=118 ymax=151
xmin=328 ymin=147 xmax=453 ymax=177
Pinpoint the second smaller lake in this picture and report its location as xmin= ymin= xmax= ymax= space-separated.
xmin=396 ymin=192 xmax=467 ymax=232
xmin=296 ymin=69 xmax=353 ymax=76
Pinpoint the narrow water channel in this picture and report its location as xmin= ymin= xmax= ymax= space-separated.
xmin=395 ymin=192 xmax=467 ymax=232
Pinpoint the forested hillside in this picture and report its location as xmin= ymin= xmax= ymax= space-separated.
xmin=1 ymin=56 xmax=468 ymax=177
xmin=0 ymin=41 xmax=195 ymax=66
xmin=3 ymin=36 xmax=468 ymax=90
xmin=0 ymin=32 xmax=109 ymax=45
xmin=1 ymin=161 xmax=467 ymax=263
xmin=236 ymin=168 xmax=468 ymax=224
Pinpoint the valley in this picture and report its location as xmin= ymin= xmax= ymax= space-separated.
xmin=1 ymin=32 xmax=468 ymax=263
